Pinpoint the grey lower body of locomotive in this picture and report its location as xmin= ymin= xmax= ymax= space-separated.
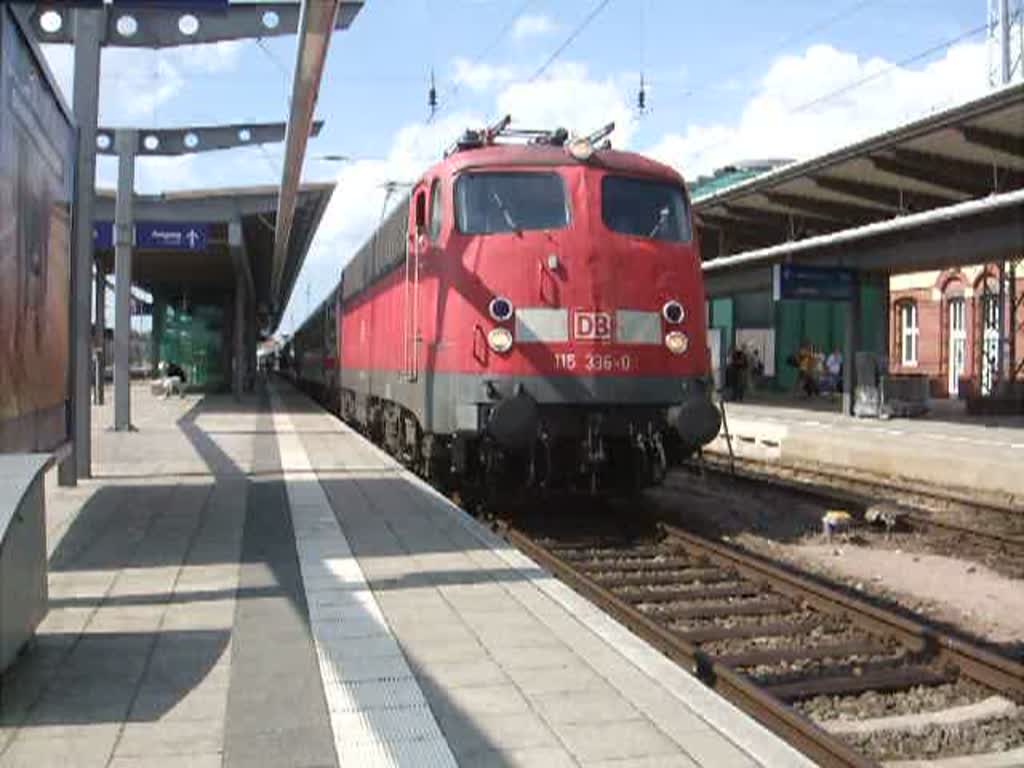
xmin=337 ymin=367 xmax=721 ymax=454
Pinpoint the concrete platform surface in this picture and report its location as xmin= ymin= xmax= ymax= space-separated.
xmin=708 ymin=401 xmax=1024 ymax=508
xmin=0 ymin=381 xmax=813 ymax=767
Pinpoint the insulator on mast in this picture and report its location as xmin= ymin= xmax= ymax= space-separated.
xmin=637 ymin=73 xmax=647 ymax=113
xmin=428 ymin=70 xmax=438 ymax=116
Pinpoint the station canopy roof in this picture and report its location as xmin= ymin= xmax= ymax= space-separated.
xmin=94 ymin=182 xmax=333 ymax=334
xmin=692 ymin=82 xmax=1024 ymax=266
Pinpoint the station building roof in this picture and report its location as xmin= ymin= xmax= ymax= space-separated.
xmin=94 ymin=182 xmax=334 ymax=334
xmin=692 ymin=82 xmax=1024 ymax=271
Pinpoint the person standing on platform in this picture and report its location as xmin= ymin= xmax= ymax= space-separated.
xmin=825 ymin=348 xmax=843 ymax=393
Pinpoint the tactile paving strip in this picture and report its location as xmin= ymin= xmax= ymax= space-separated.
xmin=270 ymin=392 xmax=457 ymax=768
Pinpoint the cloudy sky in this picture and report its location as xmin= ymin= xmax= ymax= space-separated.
xmin=39 ymin=0 xmax=1020 ymax=333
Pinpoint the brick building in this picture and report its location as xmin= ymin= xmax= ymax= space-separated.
xmin=888 ymin=265 xmax=1024 ymax=398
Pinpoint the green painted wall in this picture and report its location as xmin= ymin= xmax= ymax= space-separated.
xmin=159 ymin=304 xmax=226 ymax=391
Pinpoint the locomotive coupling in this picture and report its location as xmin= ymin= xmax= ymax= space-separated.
xmin=486 ymin=383 xmax=539 ymax=455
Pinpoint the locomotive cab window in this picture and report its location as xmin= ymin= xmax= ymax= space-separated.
xmin=455 ymin=171 xmax=568 ymax=234
xmin=428 ymin=178 xmax=443 ymax=240
xmin=601 ymin=176 xmax=691 ymax=242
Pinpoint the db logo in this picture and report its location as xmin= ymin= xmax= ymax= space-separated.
xmin=574 ymin=311 xmax=612 ymax=341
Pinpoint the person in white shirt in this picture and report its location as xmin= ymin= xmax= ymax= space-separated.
xmin=825 ymin=349 xmax=843 ymax=393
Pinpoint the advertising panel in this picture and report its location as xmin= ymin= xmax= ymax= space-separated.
xmin=0 ymin=9 xmax=75 ymax=453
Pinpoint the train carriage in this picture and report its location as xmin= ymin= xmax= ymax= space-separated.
xmin=289 ymin=118 xmax=721 ymax=496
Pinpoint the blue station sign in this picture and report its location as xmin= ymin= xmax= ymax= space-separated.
xmin=136 ymin=222 xmax=208 ymax=250
xmin=773 ymin=263 xmax=857 ymax=302
xmin=93 ymin=221 xmax=113 ymax=250
xmin=93 ymin=221 xmax=209 ymax=251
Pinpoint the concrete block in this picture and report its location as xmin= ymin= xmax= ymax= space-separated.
xmin=454 ymin=746 xmax=578 ymax=768
xmin=115 ymin=718 xmax=224 ymax=758
xmin=530 ymin=685 xmax=641 ymax=724
xmin=414 ymin=658 xmax=510 ymax=689
xmin=503 ymin=663 xmax=605 ymax=696
xmin=550 ymin=719 xmax=681 ymax=763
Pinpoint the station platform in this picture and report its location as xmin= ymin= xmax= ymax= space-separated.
xmin=708 ymin=397 xmax=1024 ymax=509
xmin=0 ymin=380 xmax=811 ymax=768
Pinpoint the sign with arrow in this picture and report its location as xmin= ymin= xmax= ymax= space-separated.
xmin=135 ymin=222 xmax=209 ymax=251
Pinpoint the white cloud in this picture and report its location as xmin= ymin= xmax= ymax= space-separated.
xmin=497 ymin=62 xmax=635 ymax=146
xmin=451 ymin=57 xmax=514 ymax=92
xmin=512 ymin=13 xmax=556 ymax=41
xmin=41 ymin=40 xmax=243 ymax=124
xmin=646 ymin=40 xmax=991 ymax=179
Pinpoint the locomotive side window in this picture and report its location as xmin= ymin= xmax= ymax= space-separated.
xmin=601 ymin=176 xmax=691 ymax=242
xmin=455 ymin=172 xmax=568 ymax=234
xmin=428 ymin=178 xmax=443 ymax=240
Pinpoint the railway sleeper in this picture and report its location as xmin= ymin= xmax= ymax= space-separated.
xmin=765 ymin=664 xmax=954 ymax=702
xmin=681 ymin=618 xmax=827 ymax=645
xmin=621 ymin=581 xmax=765 ymax=605
xmin=551 ymin=544 xmax=690 ymax=560
xmin=713 ymin=639 xmax=888 ymax=669
xmin=654 ymin=596 xmax=795 ymax=621
xmin=574 ymin=557 xmax=698 ymax=574
xmin=595 ymin=568 xmax=731 ymax=589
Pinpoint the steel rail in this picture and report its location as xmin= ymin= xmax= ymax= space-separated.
xmin=680 ymin=454 xmax=1024 ymax=551
xmin=506 ymin=523 xmax=1024 ymax=767
xmin=505 ymin=529 xmax=874 ymax=768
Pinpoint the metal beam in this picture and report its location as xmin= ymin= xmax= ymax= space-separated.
xmin=720 ymin=203 xmax=837 ymax=234
xmin=884 ymin=148 xmax=1024 ymax=194
xmin=870 ymin=153 xmax=986 ymax=197
xmin=810 ymin=177 xmax=903 ymax=212
xmin=960 ymin=125 xmax=1024 ymax=158
xmin=113 ymin=130 xmax=137 ymax=432
xmin=94 ymin=121 xmax=320 ymax=157
xmin=60 ymin=7 xmax=103 ymax=486
xmin=273 ymin=0 xmax=352 ymax=307
xmin=762 ymin=191 xmax=881 ymax=225
xmin=28 ymin=2 xmax=363 ymax=48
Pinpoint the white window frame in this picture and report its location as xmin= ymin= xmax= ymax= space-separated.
xmin=900 ymin=302 xmax=919 ymax=367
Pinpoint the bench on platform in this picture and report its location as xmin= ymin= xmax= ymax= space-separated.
xmin=0 ymin=454 xmax=51 ymax=673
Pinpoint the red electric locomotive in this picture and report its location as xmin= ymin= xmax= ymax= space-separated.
xmin=288 ymin=117 xmax=721 ymax=496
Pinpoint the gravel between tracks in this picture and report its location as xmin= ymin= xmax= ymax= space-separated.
xmin=649 ymin=474 xmax=1024 ymax=653
xmin=841 ymin=712 xmax=1024 ymax=761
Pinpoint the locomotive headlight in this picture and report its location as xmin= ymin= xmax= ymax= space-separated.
xmin=665 ymin=331 xmax=689 ymax=355
xmin=662 ymin=300 xmax=685 ymax=324
xmin=487 ymin=327 xmax=514 ymax=354
xmin=567 ymin=137 xmax=594 ymax=161
xmin=489 ymin=296 xmax=514 ymax=321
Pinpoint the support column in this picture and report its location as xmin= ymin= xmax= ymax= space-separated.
xmin=113 ymin=130 xmax=136 ymax=431
xmin=843 ymin=277 xmax=861 ymax=416
xmin=233 ymin=275 xmax=246 ymax=399
xmin=60 ymin=8 xmax=103 ymax=486
xmin=1009 ymin=260 xmax=1018 ymax=383
xmin=150 ymin=295 xmax=166 ymax=377
xmin=93 ymin=261 xmax=106 ymax=405
xmin=998 ymin=260 xmax=1007 ymax=390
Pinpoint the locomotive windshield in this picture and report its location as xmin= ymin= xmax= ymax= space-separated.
xmin=455 ymin=172 xmax=568 ymax=234
xmin=601 ymin=176 xmax=691 ymax=242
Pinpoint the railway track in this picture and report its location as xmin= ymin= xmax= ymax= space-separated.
xmin=676 ymin=455 xmax=1024 ymax=576
xmin=505 ymin=521 xmax=1024 ymax=767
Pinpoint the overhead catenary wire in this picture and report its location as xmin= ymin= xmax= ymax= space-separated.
xmin=427 ymin=0 xmax=534 ymax=122
xmin=686 ymin=22 xmax=992 ymax=166
xmin=527 ymin=0 xmax=614 ymax=83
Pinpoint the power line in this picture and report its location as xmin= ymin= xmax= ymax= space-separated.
xmin=791 ymin=22 xmax=988 ymax=114
xmin=528 ymin=0 xmax=614 ymax=83
xmin=428 ymin=0 xmax=534 ymax=122
xmin=686 ymin=22 xmax=990 ymax=165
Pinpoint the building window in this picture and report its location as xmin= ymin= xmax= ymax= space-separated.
xmin=899 ymin=301 xmax=919 ymax=366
